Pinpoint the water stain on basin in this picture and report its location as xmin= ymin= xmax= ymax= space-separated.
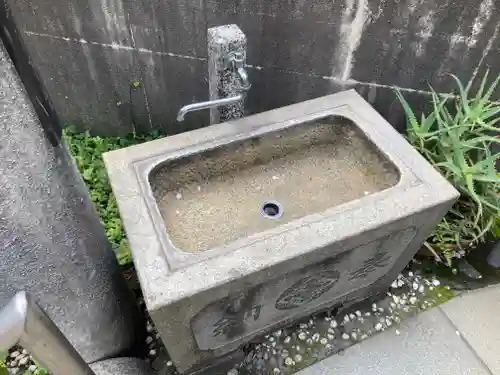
xmin=150 ymin=117 xmax=399 ymax=253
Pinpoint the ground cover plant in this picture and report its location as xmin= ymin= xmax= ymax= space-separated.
xmin=397 ymin=73 xmax=500 ymax=264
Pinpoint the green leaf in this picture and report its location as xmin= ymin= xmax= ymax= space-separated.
xmin=479 ymin=105 xmax=500 ymax=123
xmin=451 ymin=74 xmax=472 ymax=116
xmin=463 ymin=136 xmax=500 ymax=148
xmin=395 ymin=90 xmax=419 ymax=132
xmin=82 ymin=167 xmax=94 ymax=181
xmin=471 ymin=151 xmax=500 ymax=171
xmin=63 ymin=128 xmax=162 ymax=266
xmin=472 ymin=174 xmax=500 ymax=183
xmin=495 ymin=218 xmax=500 ymax=238
xmin=478 ymin=71 xmax=500 ymax=107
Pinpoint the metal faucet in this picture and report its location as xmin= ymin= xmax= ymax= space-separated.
xmin=229 ymin=51 xmax=251 ymax=91
xmin=177 ymin=52 xmax=251 ymax=122
xmin=176 ymin=94 xmax=245 ymax=122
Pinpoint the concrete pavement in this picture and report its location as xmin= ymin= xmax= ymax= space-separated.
xmin=298 ymin=285 xmax=500 ymax=375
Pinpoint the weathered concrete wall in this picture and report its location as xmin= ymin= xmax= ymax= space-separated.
xmin=5 ymin=0 xmax=500 ymax=135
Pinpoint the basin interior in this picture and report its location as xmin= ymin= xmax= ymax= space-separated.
xmin=150 ymin=116 xmax=400 ymax=253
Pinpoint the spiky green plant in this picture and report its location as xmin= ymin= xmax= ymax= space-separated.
xmin=397 ymin=72 xmax=500 ymax=264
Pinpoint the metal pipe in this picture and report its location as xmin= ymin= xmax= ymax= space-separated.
xmin=0 ymin=292 xmax=96 ymax=375
xmin=176 ymin=93 xmax=244 ymax=122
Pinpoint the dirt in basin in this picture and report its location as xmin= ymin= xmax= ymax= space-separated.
xmin=151 ymin=120 xmax=399 ymax=253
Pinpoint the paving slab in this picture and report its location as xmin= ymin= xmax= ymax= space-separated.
xmin=296 ymin=308 xmax=491 ymax=375
xmin=441 ymin=285 xmax=500 ymax=375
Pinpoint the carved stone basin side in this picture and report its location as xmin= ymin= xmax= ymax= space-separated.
xmin=104 ymin=90 xmax=458 ymax=373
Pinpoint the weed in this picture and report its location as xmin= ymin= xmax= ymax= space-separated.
xmin=397 ymin=72 xmax=500 ymax=264
xmin=64 ymin=128 xmax=162 ymax=265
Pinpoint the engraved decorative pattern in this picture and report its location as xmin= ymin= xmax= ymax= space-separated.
xmin=191 ymin=227 xmax=418 ymax=351
xmin=275 ymin=269 xmax=340 ymax=310
xmin=347 ymin=250 xmax=392 ymax=281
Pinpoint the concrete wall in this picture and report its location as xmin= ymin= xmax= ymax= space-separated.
xmin=0 ymin=37 xmax=141 ymax=362
xmin=5 ymin=0 xmax=500 ymax=135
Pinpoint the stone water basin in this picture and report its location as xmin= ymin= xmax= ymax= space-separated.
xmin=104 ymin=90 xmax=458 ymax=374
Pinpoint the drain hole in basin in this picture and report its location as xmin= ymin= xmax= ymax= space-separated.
xmin=260 ymin=200 xmax=283 ymax=219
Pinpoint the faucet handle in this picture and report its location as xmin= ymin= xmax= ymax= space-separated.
xmin=226 ymin=52 xmax=251 ymax=91
xmin=225 ymin=51 xmax=244 ymax=69
xmin=230 ymin=51 xmax=245 ymax=67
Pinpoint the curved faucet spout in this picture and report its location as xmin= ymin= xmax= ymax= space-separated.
xmin=176 ymin=93 xmax=244 ymax=122
xmin=177 ymin=50 xmax=251 ymax=122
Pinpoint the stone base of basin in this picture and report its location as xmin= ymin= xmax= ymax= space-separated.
xmin=104 ymin=90 xmax=459 ymax=373
xmin=90 ymin=357 xmax=154 ymax=375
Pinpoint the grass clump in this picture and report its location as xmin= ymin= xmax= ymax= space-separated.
xmin=0 ymin=353 xmax=48 ymax=375
xmin=64 ymin=129 xmax=161 ymax=265
xmin=397 ymin=73 xmax=500 ymax=264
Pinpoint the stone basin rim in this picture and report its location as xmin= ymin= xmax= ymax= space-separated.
xmin=141 ymin=112 xmax=404 ymax=256
xmin=134 ymin=112 xmax=408 ymax=263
